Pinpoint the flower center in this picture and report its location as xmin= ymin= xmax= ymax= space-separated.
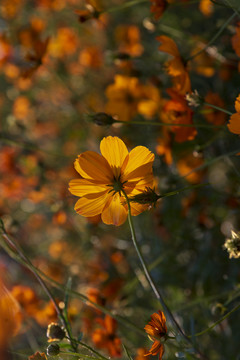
xmin=107 ymin=176 xmax=127 ymax=196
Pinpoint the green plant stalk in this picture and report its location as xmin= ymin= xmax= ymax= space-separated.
xmin=187 ymin=12 xmax=237 ymax=62
xmin=122 ymin=190 xmax=208 ymax=360
xmin=0 ymin=222 xmax=78 ymax=353
xmin=182 ymin=148 xmax=240 ymax=179
xmin=65 ymin=338 xmax=109 ymax=360
xmin=191 ymin=303 xmax=240 ymax=337
xmin=105 ymin=0 xmax=148 ymax=13
xmin=203 ymin=102 xmax=233 ymax=116
xmin=114 ymin=119 xmax=225 ymax=128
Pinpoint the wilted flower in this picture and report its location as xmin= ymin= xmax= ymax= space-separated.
xmin=223 ymin=230 xmax=240 ymax=259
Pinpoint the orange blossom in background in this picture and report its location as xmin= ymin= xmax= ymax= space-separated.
xmin=144 ymin=310 xmax=167 ymax=360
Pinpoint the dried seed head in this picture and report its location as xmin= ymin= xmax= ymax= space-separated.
xmin=223 ymin=230 xmax=240 ymax=259
xmin=47 ymin=323 xmax=65 ymax=341
xmin=47 ymin=343 xmax=60 ymax=356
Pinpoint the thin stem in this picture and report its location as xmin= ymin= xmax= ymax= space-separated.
xmin=187 ymin=12 xmax=237 ymax=62
xmin=0 ymin=224 xmax=78 ymax=352
xmin=60 ymin=352 xmax=104 ymax=360
xmin=203 ymin=102 xmax=233 ymax=116
xmin=65 ymin=338 xmax=109 ymax=360
xmin=157 ymin=183 xmax=209 ymax=199
xmin=181 ymin=148 xmax=240 ymax=180
xmin=191 ymin=303 xmax=240 ymax=338
xmin=122 ymin=190 xmax=208 ymax=360
xmin=114 ymin=119 xmax=225 ymax=128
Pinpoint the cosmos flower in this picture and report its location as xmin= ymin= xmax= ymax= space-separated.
xmin=69 ymin=136 xmax=155 ymax=226
xmin=144 ymin=310 xmax=167 ymax=360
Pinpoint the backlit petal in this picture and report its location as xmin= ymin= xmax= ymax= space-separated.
xmin=74 ymin=191 xmax=110 ymax=217
xmin=122 ymin=146 xmax=154 ymax=182
xmin=101 ymin=193 xmax=128 ymax=226
xmin=75 ymin=151 xmax=113 ymax=182
xmin=100 ymin=137 xmax=128 ymax=178
xmin=69 ymin=179 xmax=108 ymax=197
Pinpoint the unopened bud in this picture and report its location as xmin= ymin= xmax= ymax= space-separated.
xmin=47 ymin=343 xmax=60 ymax=356
xmin=128 ymin=187 xmax=160 ymax=207
xmin=86 ymin=112 xmax=115 ymax=126
xmin=47 ymin=323 xmax=65 ymax=341
xmin=223 ymin=230 xmax=240 ymax=259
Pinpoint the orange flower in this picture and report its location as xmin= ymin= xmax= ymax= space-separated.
xmin=0 ymin=279 xmax=22 ymax=351
xmin=199 ymin=0 xmax=214 ymax=17
xmin=92 ymin=315 xmax=121 ymax=357
xmin=115 ymin=25 xmax=143 ymax=57
xmin=69 ymin=136 xmax=155 ymax=226
xmin=150 ymin=0 xmax=168 ymax=20
xmin=228 ymin=94 xmax=240 ymax=135
xmin=162 ymin=90 xmax=196 ymax=142
xmin=144 ymin=311 xmax=167 ymax=360
xmin=157 ymin=35 xmax=191 ymax=95
xmin=105 ymin=75 xmax=161 ymax=121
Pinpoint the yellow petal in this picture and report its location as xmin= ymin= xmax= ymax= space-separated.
xmin=101 ymin=193 xmax=128 ymax=226
xmin=122 ymin=146 xmax=154 ymax=183
xmin=69 ymin=179 xmax=108 ymax=197
xmin=131 ymin=202 xmax=149 ymax=216
xmin=74 ymin=191 xmax=110 ymax=217
xmin=75 ymin=151 xmax=113 ymax=183
xmin=100 ymin=136 xmax=128 ymax=178
xmin=228 ymin=113 xmax=240 ymax=134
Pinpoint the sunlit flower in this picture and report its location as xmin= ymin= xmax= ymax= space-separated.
xmin=227 ymin=94 xmax=240 ymax=135
xmin=69 ymin=136 xmax=155 ymax=226
xmin=144 ymin=310 xmax=167 ymax=360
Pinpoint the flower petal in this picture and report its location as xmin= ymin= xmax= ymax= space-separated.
xmin=101 ymin=193 xmax=128 ymax=226
xmin=75 ymin=151 xmax=113 ymax=183
xmin=228 ymin=113 xmax=240 ymax=134
xmin=69 ymin=179 xmax=108 ymax=197
xmin=122 ymin=146 xmax=154 ymax=182
xmin=74 ymin=191 xmax=110 ymax=217
xmin=100 ymin=137 xmax=128 ymax=178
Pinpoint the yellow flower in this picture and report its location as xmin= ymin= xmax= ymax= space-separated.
xmin=69 ymin=136 xmax=155 ymax=226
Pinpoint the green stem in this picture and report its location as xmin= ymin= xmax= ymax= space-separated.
xmin=114 ymin=119 xmax=225 ymax=128
xmin=203 ymin=102 xmax=233 ymax=116
xmin=181 ymin=148 xmax=240 ymax=179
xmin=157 ymin=183 xmax=208 ymax=199
xmin=60 ymin=351 xmax=104 ymax=360
xmin=191 ymin=303 xmax=240 ymax=337
xmin=186 ymin=12 xmax=237 ymax=62
xmin=65 ymin=338 xmax=109 ymax=360
xmin=0 ymin=222 xmax=78 ymax=353
xmin=121 ymin=190 xmax=208 ymax=360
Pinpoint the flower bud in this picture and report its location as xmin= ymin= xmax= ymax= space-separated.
xmin=128 ymin=187 xmax=160 ymax=207
xmin=47 ymin=323 xmax=65 ymax=341
xmin=86 ymin=112 xmax=115 ymax=126
xmin=47 ymin=343 xmax=60 ymax=356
